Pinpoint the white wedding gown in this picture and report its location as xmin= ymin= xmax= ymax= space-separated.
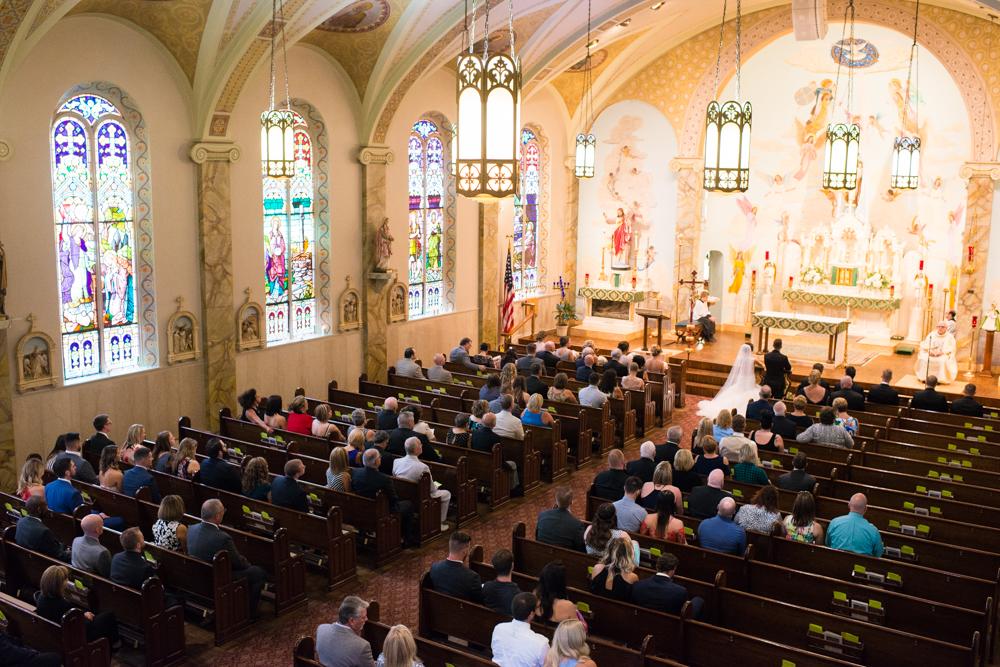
xmin=697 ymin=344 xmax=761 ymax=418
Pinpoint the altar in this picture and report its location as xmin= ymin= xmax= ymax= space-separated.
xmin=753 ymin=311 xmax=849 ymax=365
xmin=578 ymin=286 xmax=645 ymax=321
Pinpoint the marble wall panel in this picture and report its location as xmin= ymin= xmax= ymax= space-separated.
xmin=671 ymin=159 xmax=704 ymax=315
xmin=0 ymin=327 xmax=14 ymax=492
xmin=962 ymin=172 xmax=997 ymax=363
xmin=479 ymin=203 xmax=500 ymax=348
xmin=564 ymin=162 xmax=580 ymax=299
xmin=360 ymin=148 xmax=392 ymax=382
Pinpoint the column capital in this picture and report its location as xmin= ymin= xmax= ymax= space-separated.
xmin=669 ymin=156 xmax=703 ymax=173
xmin=190 ymin=142 xmax=242 ymax=164
xmin=960 ymin=162 xmax=1000 ymax=181
xmin=358 ymin=145 xmax=395 ymax=165
xmin=564 ymin=155 xmax=576 ymax=170
xmin=0 ymin=138 xmax=12 ymax=161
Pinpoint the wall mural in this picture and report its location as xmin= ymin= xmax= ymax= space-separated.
xmin=316 ymin=1 xmax=390 ymax=33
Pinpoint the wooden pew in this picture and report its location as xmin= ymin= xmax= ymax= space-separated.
xmin=843 ymin=461 xmax=1000 ymax=507
xmin=0 ymin=594 xmax=110 ymax=667
xmin=218 ymin=409 xmax=333 ymax=462
xmin=858 ymin=447 xmax=1000 ymax=489
xmin=870 ymin=437 xmax=1000 ymax=474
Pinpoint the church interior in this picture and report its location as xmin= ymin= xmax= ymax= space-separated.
xmin=0 ymin=0 xmax=1000 ymax=664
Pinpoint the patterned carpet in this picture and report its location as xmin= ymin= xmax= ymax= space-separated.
xmin=196 ymin=398 xmax=705 ymax=666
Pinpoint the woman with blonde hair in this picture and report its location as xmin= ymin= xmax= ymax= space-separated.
xmin=544 ymin=619 xmax=596 ymax=667
xmin=167 ymin=437 xmax=200 ymax=480
xmin=120 ymin=423 xmax=145 ymax=465
xmin=589 ymin=536 xmax=637 ymax=602
xmin=286 ymin=395 xmax=313 ymax=435
xmin=241 ymin=457 xmax=272 ymax=501
xmin=788 ymin=394 xmax=814 ymax=429
xmin=639 ymin=462 xmax=682 ymax=513
xmin=312 ymin=404 xmax=345 ymax=441
xmin=522 ymin=393 xmax=555 ymax=427
xmin=152 ymin=495 xmax=188 ymax=552
xmin=692 ymin=417 xmax=713 ymax=454
xmin=345 ymin=428 xmax=366 ymax=466
xmin=712 ymin=409 xmax=734 ymax=441
xmin=376 ymin=624 xmax=424 ymax=667
xmin=17 ymin=458 xmax=45 ymax=500
xmin=832 ymin=396 xmax=858 ymax=436
xmin=327 ymin=447 xmax=349 ymax=491
xmin=799 ymin=369 xmax=830 ymax=406
xmin=499 ymin=363 xmax=517 ymax=391
xmin=671 ymin=449 xmax=703 ymax=493
xmin=98 ymin=445 xmax=123 ymax=493
xmin=645 ymin=344 xmax=666 ymax=374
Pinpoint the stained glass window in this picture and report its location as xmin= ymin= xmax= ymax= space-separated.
xmin=513 ymin=128 xmax=541 ymax=299
xmin=408 ymin=119 xmax=449 ymax=318
xmin=51 ymin=95 xmax=141 ymax=381
xmin=263 ymin=111 xmax=315 ymax=343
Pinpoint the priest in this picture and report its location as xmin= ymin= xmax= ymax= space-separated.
xmin=915 ymin=321 xmax=958 ymax=384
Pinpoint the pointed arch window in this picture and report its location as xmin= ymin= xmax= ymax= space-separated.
xmin=407 ymin=119 xmax=449 ymax=319
xmin=513 ymin=128 xmax=542 ymax=299
xmin=264 ymin=110 xmax=315 ymax=343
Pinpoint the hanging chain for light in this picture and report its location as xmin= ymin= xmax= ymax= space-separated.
xmin=508 ymin=0 xmax=516 ymax=61
xmin=482 ymin=0 xmax=490 ymax=62
xmin=712 ymin=0 xmax=729 ymax=101
xmin=823 ymin=0 xmax=860 ymax=191
xmin=261 ymin=0 xmax=295 ymax=178
xmin=268 ymin=0 xmax=277 ymax=111
xmin=891 ymin=0 xmax=921 ymax=189
xmin=470 ymin=0 xmax=477 ymax=54
xmin=575 ymin=0 xmax=597 ymax=178
xmin=831 ymin=0 xmax=850 ymax=114
xmin=902 ymin=0 xmax=920 ymax=137
xmin=279 ymin=0 xmax=290 ymax=108
xmin=847 ymin=0 xmax=855 ymax=119
xmin=735 ymin=0 xmax=741 ymax=103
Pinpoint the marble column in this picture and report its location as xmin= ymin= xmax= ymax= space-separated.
xmin=563 ymin=156 xmax=580 ymax=299
xmin=358 ymin=146 xmax=394 ymax=383
xmin=0 ymin=322 xmax=14 ymax=492
xmin=479 ymin=202 xmax=500 ymax=347
xmin=190 ymin=142 xmax=241 ymax=430
xmin=959 ymin=162 xmax=1000 ymax=367
xmin=669 ymin=157 xmax=704 ymax=320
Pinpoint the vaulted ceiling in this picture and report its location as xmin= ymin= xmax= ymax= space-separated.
xmin=0 ymin=0 xmax=996 ymax=142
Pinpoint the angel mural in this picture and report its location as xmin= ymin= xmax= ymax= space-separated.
xmin=755 ymin=172 xmax=795 ymax=199
xmin=867 ymin=113 xmax=888 ymax=140
xmin=907 ymin=215 xmax=934 ymax=258
xmin=775 ymin=211 xmax=801 ymax=248
xmin=888 ymin=78 xmax=926 ymax=140
xmin=736 ymin=196 xmax=758 ymax=251
xmin=946 ymin=203 xmax=965 ymax=269
xmin=728 ymin=245 xmax=756 ymax=294
xmin=793 ymin=79 xmax=835 ymax=180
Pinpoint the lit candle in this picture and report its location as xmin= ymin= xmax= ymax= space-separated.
xmin=919 ymin=260 xmax=924 ymax=271
xmin=969 ymin=246 xmax=975 ymax=262
xmin=928 ymin=284 xmax=934 ymax=297
xmin=765 ymin=251 xmax=770 ymax=261
xmin=585 ymin=273 xmax=589 ymax=281
xmin=752 ymin=270 xmax=757 ymax=280
xmin=890 ymin=285 xmax=894 ymax=298
xmin=973 ymin=316 xmax=979 ymax=328
xmin=789 ymin=276 xmax=793 ymax=289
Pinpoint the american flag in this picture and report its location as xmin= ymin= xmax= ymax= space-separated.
xmin=502 ymin=242 xmax=515 ymax=334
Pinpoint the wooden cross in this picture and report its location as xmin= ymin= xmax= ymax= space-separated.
xmin=552 ymin=276 xmax=569 ymax=299
xmin=678 ymin=270 xmax=708 ymax=327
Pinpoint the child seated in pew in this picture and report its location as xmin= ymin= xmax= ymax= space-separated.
xmin=35 ymin=565 xmax=122 ymax=654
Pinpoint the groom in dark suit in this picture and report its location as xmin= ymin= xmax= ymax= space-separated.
xmin=762 ymin=339 xmax=792 ymax=399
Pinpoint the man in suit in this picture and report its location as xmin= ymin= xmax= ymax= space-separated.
xmin=625 ymin=442 xmax=657 ymax=484
xmin=603 ymin=348 xmax=628 ymax=377
xmin=688 ymin=469 xmax=732 ymax=520
xmin=762 ymin=339 xmax=792 ymax=399
xmin=631 ymin=552 xmax=704 ymax=620
xmin=198 ymin=438 xmax=243 ymax=495
xmin=910 ymin=374 xmax=949 ymax=413
xmin=472 ymin=414 xmax=520 ymax=494
xmin=316 ymin=596 xmax=375 ymax=667
xmin=576 ymin=354 xmax=596 ymax=382
xmin=87 ymin=414 xmax=115 ymax=457
xmin=271 ymin=459 xmax=309 ymax=512
xmin=655 ymin=426 xmax=683 ymax=465
xmin=427 ymin=353 xmax=453 ymax=383
xmin=122 ymin=446 xmax=161 ymax=503
xmin=450 ymin=337 xmax=486 ymax=372
xmin=110 ymin=528 xmax=184 ymax=609
xmin=428 ymin=531 xmax=481 ymax=603
xmin=592 ymin=449 xmax=629 ymax=501
xmin=386 ymin=411 xmax=434 ymax=459
xmin=188 ymin=499 xmax=266 ymax=619
xmin=352 ymin=449 xmax=417 ymax=547
xmin=950 ymin=383 xmax=984 ymax=418
xmin=45 ymin=457 xmax=84 ymax=515
xmin=797 ymin=363 xmax=831 ymax=393
xmin=56 ymin=432 xmax=98 ymax=485
xmin=778 ymin=452 xmax=817 ymax=492
xmin=526 ymin=363 xmax=548 ymax=397
xmin=535 ymin=341 xmax=561 ymax=370
xmin=376 ymin=397 xmax=399 ymax=431
xmin=516 ymin=343 xmax=539 ymax=373
xmin=576 ymin=346 xmax=595 ymax=368
xmin=770 ymin=402 xmax=798 ymax=440
xmin=368 ymin=431 xmax=397 ymax=475
xmin=745 ymin=386 xmax=772 ymax=421
xmin=72 ymin=514 xmax=111 ymax=578
xmin=867 ymin=369 xmax=900 ymax=406
xmin=831 ymin=376 xmax=865 ymax=411
xmin=15 ymin=497 xmax=70 ymax=562
xmin=394 ymin=347 xmax=424 ymax=379
xmin=837 ymin=366 xmax=865 ymax=399
xmin=394 ymin=437 xmax=451 ymax=531
xmin=535 ymin=486 xmax=586 ymax=552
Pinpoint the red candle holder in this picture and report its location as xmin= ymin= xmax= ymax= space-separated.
xmin=890 ymin=285 xmax=894 ymax=298
xmin=973 ymin=316 xmax=979 ymax=328
xmin=765 ymin=251 xmax=770 ymax=261
xmin=788 ymin=277 xmax=794 ymax=289
xmin=969 ymin=246 xmax=975 ymax=262
xmin=919 ymin=260 xmax=924 ymax=271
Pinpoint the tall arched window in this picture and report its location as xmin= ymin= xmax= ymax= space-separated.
xmin=408 ymin=119 xmax=447 ymax=319
xmin=513 ymin=128 xmax=541 ymax=299
xmin=264 ymin=110 xmax=315 ymax=343
xmin=52 ymin=94 xmax=141 ymax=381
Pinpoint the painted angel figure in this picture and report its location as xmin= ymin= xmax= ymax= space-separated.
xmin=907 ymin=216 xmax=934 ymax=257
xmin=946 ymin=203 xmax=965 ymax=269
xmin=867 ymin=113 xmax=888 ymax=139
xmin=736 ymin=196 xmax=757 ymax=251
xmin=755 ymin=171 xmax=794 ymax=199
xmin=728 ymin=245 xmax=756 ymax=294
xmin=793 ymin=79 xmax=835 ymax=180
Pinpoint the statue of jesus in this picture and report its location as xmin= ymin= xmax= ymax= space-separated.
xmin=604 ymin=207 xmax=632 ymax=269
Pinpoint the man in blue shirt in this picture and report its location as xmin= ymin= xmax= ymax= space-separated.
xmin=122 ymin=446 xmax=162 ymax=503
xmin=826 ymin=493 xmax=883 ymax=557
xmin=697 ymin=497 xmax=746 ymax=556
xmin=613 ymin=476 xmax=648 ymax=533
xmin=45 ymin=457 xmax=83 ymax=514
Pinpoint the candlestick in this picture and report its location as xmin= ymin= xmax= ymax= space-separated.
xmin=890 ymin=285 xmax=894 ymax=298
xmin=788 ymin=276 xmax=793 ymax=289
xmin=973 ymin=316 xmax=978 ymax=328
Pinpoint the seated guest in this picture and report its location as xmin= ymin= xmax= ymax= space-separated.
xmin=536 ymin=487 xmax=586 ymax=552
xmin=536 ymin=341 xmax=561 ymax=370
xmin=521 ymin=393 xmax=555 ymax=428
xmin=316 ymin=596 xmax=375 ymax=667
xmin=544 ymin=620 xmax=595 ymax=667
xmin=479 ymin=373 xmax=502 ymax=402
xmin=589 ymin=536 xmax=637 ymax=602
xmin=798 ymin=369 xmax=831 ymax=406
xmin=344 ymin=429 xmax=366 ymax=467
xmin=796 ymin=406 xmax=854 ymax=448
xmin=745 ymin=386 xmax=771 ymax=421
xmin=428 ymin=353 xmax=453 ymax=383
xmin=838 ymin=366 xmax=865 ymax=399
xmin=71 ymin=514 xmax=111 ymax=578
xmin=150 ymin=431 xmax=174 ymax=473
xmin=451 ymin=337 xmax=487 ymax=372
xmin=778 ymin=452 xmax=817 ymax=492
xmin=584 ymin=503 xmax=637 ymax=563
xmin=671 ymin=450 xmax=703 ymax=493
xmin=578 ymin=373 xmax=608 ymax=409
xmin=482 ymin=548 xmax=522 ymax=615
xmin=471 ymin=342 xmax=496 ymax=367
xmin=640 ymin=491 xmax=686 ymax=544
xmin=576 ymin=354 xmax=596 ymax=382
xmin=613 ymin=476 xmax=647 ymax=533
xmin=285 ymin=395 xmax=314 ymax=435
xmin=16 ymin=497 xmax=70 ymax=562
xmin=199 ymin=438 xmax=243 ymax=494
xmin=548 ymin=373 xmax=578 ymax=403
xmin=403 ymin=405 xmax=434 ymax=440
xmin=494 ymin=395 xmax=525 ymax=440
xmin=632 ymin=553 xmax=705 ymax=619
xmin=387 ymin=411 xmax=433 ymax=458
xmin=374 ymin=625 xmax=423 ymax=667
xmin=241 ymin=457 xmax=272 ymax=501
xmin=592 ymin=449 xmax=629 ymax=500
xmin=394 ymin=437 xmax=452 ymax=531
xmin=604 ymin=348 xmax=628 ymax=377
xmin=625 ymin=441 xmax=657 ymax=483
xmin=826 ymin=493 xmax=883 ymax=557
xmin=598 ymin=369 xmax=625 ymax=400
xmin=734 ymin=485 xmax=781 ymax=533
xmin=692 ymin=437 xmax=730 ymax=478
xmin=0 ymin=627 xmax=61 ymax=667
xmin=166 ymin=437 xmax=200 ymax=480
xmin=639 ymin=461 xmax=682 ymax=514
xmin=719 ymin=414 xmax=755 ymax=462
xmin=688 ymin=469 xmax=732 ymax=520
xmin=152 ymin=495 xmax=188 ymax=553
xmin=188 ymin=499 xmax=267 ymax=618
xmin=621 ymin=363 xmax=644 ymax=391
xmin=87 ymin=414 xmax=116 ymax=457
xmin=516 ymin=343 xmax=539 ymax=373
xmin=17 ymin=458 xmax=45 ymax=501
xmin=45 ymin=435 xmax=66 ymax=471
xmin=555 ymin=336 xmax=577 ymax=362
xmin=428 ymin=531 xmax=481 ymax=603
xmin=867 ymin=368 xmax=899 ymax=406
xmin=271 ymin=459 xmax=309 ymax=512
xmin=533 ymin=562 xmax=581 ymax=627
xmin=770 ymin=401 xmax=798 ymax=440
xmin=370 ymin=431 xmax=396 ymax=475
xmin=797 ymin=363 xmax=831 ymax=393
xmin=472 ymin=413 xmax=520 ymax=493
xmin=45 ymin=457 xmax=84 ymax=515
xmin=832 ymin=397 xmax=858 ymax=436
xmin=121 ymin=426 xmax=144 ymax=467
xmin=831 ymin=375 xmax=864 ymax=411
xmin=326 ymin=447 xmax=350 ymax=491
xmin=511 ymin=376 xmax=531 ymax=414
xmin=491 ymin=592 xmax=548 ymax=667
xmin=732 ymin=444 xmax=770 ymax=486
xmin=35 ymin=565 xmax=121 ymax=653
xmin=264 ymin=396 xmax=286 ymax=431
xmin=395 ymin=347 xmax=424 ymax=379
xmin=712 ymin=409 xmax=735 ymax=441
xmin=353 ymin=449 xmax=418 ymax=548
xmin=122 ymin=446 xmax=162 ymax=502
xmin=447 ymin=413 xmax=471 ymax=448
xmin=111 ymin=528 xmax=184 ymax=609
xmin=787 ymin=395 xmax=815 ymax=429
xmin=749 ymin=410 xmax=784 ymax=454
xmin=377 ymin=397 xmax=400 ymax=430
xmin=784 ymin=491 xmax=825 ymax=545
xmin=697 ymin=497 xmax=746 ymax=556
xmin=950 ymin=383 xmax=984 ymax=417
xmin=238 ymin=388 xmax=271 ymax=433
xmin=655 ymin=426 xmax=683 ymax=465
xmin=312 ymin=405 xmax=344 ymax=441
xmin=525 ymin=363 xmax=548 ymax=397
xmin=55 ymin=432 xmax=98 ymax=485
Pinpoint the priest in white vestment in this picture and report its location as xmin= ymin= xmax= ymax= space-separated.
xmin=915 ymin=321 xmax=958 ymax=384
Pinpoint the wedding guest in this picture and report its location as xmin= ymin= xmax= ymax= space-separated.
xmin=480 ymin=374 xmax=502 ymax=402
xmin=17 ymin=459 xmax=45 ymax=500
xmin=645 ymin=345 xmax=666 ymax=374
xmin=732 ymin=444 xmax=770 ymax=486
xmin=264 ymin=395 xmax=287 ymax=430
xmin=152 ymin=495 xmax=188 ymax=553
xmin=150 ymin=431 xmax=174 ymax=473
xmin=734 ymin=486 xmax=781 ymax=533
xmin=770 ymin=401 xmax=798 ymax=440
xmin=241 ymin=457 xmax=272 ymax=501
xmin=533 ymin=562 xmax=581 ymax=627
xmin=749 ymin=410 xmax=784 ymax=454
xmin=639 ymin=491 xmax=686 ymax=543
xmin=598 ymin=369 xmax=624 ymax=399
xmin=621 ymin=363 xmax=644 ymax=391
xmin=312 ymin=404 xmax=345 ymax=441
xmin=626 ymin=441 xmax=657 ymax=484
xmin=788 ymin=395 xmax=815 ymax=429
xmin=832 ymin=397 xmax=859 ymax=435
xmin=167 ymin=437 xmax=200 ymax=480
xmin=693 ymin=437 xmax=730 ymax=478
xmin=447 ymin=413 xmax=471 ymax=448
xmin=784 ymin=491 xmax=825 ymax=545
xmin=712 ymin=409 xmax=734 ymax=441
xmin=639 ymin=461 xmax=682 ymax=514
xmin=326 ymin=447 xmax=349 ymax=491
xmin=548 ymin=373 xmax=578 ymax=403
xmin=799 ymin=370 xmax=831 ymax=406
xmin=543 ymin=620 xmax=596 ymax=667
xmin=238 ymin=389 xmax=272 ymax=433
xmin=45 ymin=434 xmax=66 ymax=471
xmin=36 ymin=565 xmax=121 ymax=653
xmin=286 ymin=395 xmax=314 ymax=435
xmin=797 ymin=407 xmax=854 ymax=448
xmin=521 ymin=393 xmax=555 ymax=428
xmin=671 ymin=450 xmax=703 ymax=493
xmin=589 ymin=536 xmax=637 ymax=603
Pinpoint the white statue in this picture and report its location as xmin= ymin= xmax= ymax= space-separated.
xmin=982 ymin=302 xmax=999 ymax=333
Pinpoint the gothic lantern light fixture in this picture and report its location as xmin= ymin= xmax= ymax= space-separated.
xmin=890 ymin=0 xmax=921 ymax=189
xmin=703 ymin=0 xmax=752 ymax=193
xmin=260 ymin=0 xmax=295 ymax=179
xmin=823 ymin=0 xmax=861 ymax=190
xmin=455 ymin=0 xmax=522 ymax=201
xmin=574 ymin=0 xmax=596 ymax=178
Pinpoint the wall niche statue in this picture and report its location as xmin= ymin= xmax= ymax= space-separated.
xmin=339 ymin=276 xmax=362 ymax=333
xmin=388 ymin=281 xmax=407 ymax=324
xmin=236 ymin=288 xmax=266 ymax=351
xmin=16 ymin=314 xmax=57 ymax=393
xmin=166 ymin=297 xmax=200 ymax=365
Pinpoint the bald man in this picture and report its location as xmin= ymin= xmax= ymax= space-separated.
xmin=687 ymin=469 xmax=733 ymax=520
xmin=826 ymin=493 xmax=883 ymax=557
xmin=697 ymin=496 xmax=746 ymax=556
xmin=72 ymin=514 xmax=111 ymax=577
xmin=593 ymin=450 xmax=629 ymax=501
xmin=427 ymin=353 xmax=453 ymax=383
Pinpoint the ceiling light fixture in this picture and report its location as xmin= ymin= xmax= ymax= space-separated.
xmin=823 ymin=0 xmax=861 ymax=190
xmin=652 ymin=2 xmax=665 ymax=10
xmin=618 ymin=19 xmax=631 ymax=27
xmin=890 ymin=0 xmax=921 ymax=189
xmin=261 ymin=0 xmax=295 ymax=179
xmin=587 ymin=39 xmax=599 ymax=48
xmin=575 ymin=0 xmax=597 ymax=178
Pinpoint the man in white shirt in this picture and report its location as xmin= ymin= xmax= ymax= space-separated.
xmin=491 ymin=592 xmax=549 ymax=667
xmin=393 ymin=437 xmax=451 ymax=531
xmin=578 ymin=373 xmax=608 ymax=409
xmin=692 ymin=290 xmax=716 ymax=342
xmin=493 ymin=395 xmax=525 ymax=440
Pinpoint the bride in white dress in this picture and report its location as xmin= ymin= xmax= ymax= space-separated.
xmin=696 ymin=344 xmax=761 ymax=418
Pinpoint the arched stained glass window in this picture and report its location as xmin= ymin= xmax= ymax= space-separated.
xmin=408 ymin=120 xmax=447 ymax=319
xmin=264 ymin=111 xmax=315 ymax=343
xmin=52 ymin=95 xmax=140 ymax=381
xmin=513 ymin=128 xmax=541 ymax=299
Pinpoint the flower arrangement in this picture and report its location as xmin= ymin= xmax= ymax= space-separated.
xmin=799 ymin=265 xmax=826 ymax=286
xmin=862 ymin=270 xmax=891 ymax=290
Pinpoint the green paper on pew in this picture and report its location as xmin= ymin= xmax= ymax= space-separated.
xmin=0 ymin=609 xmax=6 ymax=621
xmin=930 ymin=507 xmax=941 ymax=514
xmin=435 ymin=449 xmax=441 ymax=458
xmin=548 ymin=407 xmax=556 ymax=412
xmin=977 ymin=435 xmax=987 ymax=441
xmin=82 ymin=492 xmax=90 ymax=501
xmin=335 ymin=411 xmax=342 ymax=417
xmin=411 ymin=396 xmax=420 ymax=403
xmin=74 ymin=579 xmax=84 ymax=589
xmin=426 ymin=386 xmax=432 ymax=391
xmin=310 ymin=493 xmax=319 ymax=500
xmin=833 ymin=591 xmax=847 ymax=601
xmin=989 ymin=426 xmax=996 ymax=431
xmin=367 ymin=402 xmax=374 ymax=408
xmin=588 ymin=566 xmax=594 ymax=574
xmin=144 ymin=551 xmax=155 ymax=562
xmin=970 ymin=448 xmax=980 ymax=455
xmin=233 ymin=448 xmax=243 ymax=456
xmin=992 ymin=412 xmax=998 ymax=418
xmin=888 ymin=520 xmax=900 ymax=528
xmin=868 ymin=600 xmax=882 ymax=610
xmin=683 ymin=501 xmax=688 ymax=508
xmin=260 ymin=432 xmax=268 ymax=439
xmin=650 ymin=548 xmax=661 ymax=557
xmin=398 ymin=393 xmax=405 ymax=398
xmin=917 ymin=524 xmax=930 ymax=533
xmin=261 ymin=512 xmax=271 ymax=520
xmin=4 ymin=503 xmax=10 ymax=511
xmin=242 ymin=505 xmax=251 ymax=514
xmin=789 ymin=448 xmax=799 ymax=454
xmin=927 ymin=471 xmax=939 ymax=478
xmin=886 ymin=572 xmax=901 ymax=582
xmin=901 ymin=546 xmax=914 ymax=555
xmin=903 ymin=501 xmax=915 ymax=510
xmin=962 ymin=460 xmax=972 ymax=467
xmin=771 ymin=460 xmax=781 ymax=467
xmin=732 ymin=489 xmax=742 ymax=497
xmin=853 ymin=564 xmax=866 ymax=574
xmin=19 ymin=509 xmax=27 ymax=517
xmin=953 ymin=475 xmax=963 ymax=482
xmin=781 ymin=662 xmax=796 ymax=667
xmin=955 ymin=433 xmax=965 ymax=439
xmin=684 ymin=527 xmax=694 ymax=536
xmin=937 ymin=457 xmax=948 ymax=463
xmin=841 ymin=632 xmax=859 ymax=644
xmin=447 ymin=664 xmax=456 ymax=667
xmin=948 ymin=443 xmax=958 ymax=450
xmin=965 ymin=423 xmax=974 ymax=428
xmin=942 ymin=490 xmax=952 ymax=498
xmin=275 ymin=437 xmax=284 ymax=443
xmin=576 ymin=602 xmax=590 ymax=613
xmin=808 ymin=624 xmax=823 ymax=634
xmin=916 ymin=486 xmax=926 ymax=493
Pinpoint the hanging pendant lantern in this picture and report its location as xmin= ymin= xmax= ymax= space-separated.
xmin=260 ymin=0 xmax=295 ymax=179
xmin=575 ymin=133 xmax=596 ymax=178
xmin=823 ymin=122 xmax=860 ymax=190
xmin=890 ymin=0 xmax=921 ymax=190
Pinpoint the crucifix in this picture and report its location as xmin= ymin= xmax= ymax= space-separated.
xmin=677 ymin=270 xmax=708 ymax=344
